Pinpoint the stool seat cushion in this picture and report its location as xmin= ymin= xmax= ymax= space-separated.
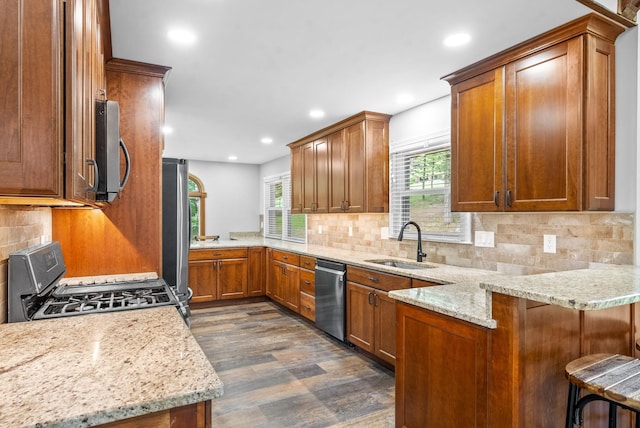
xmin=566 ymin=353 xmax=640 ymax=410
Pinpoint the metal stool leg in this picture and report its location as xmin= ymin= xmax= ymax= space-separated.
xmin=566 ymin=383 xmax=580 ymax=428
xmin=608 ymin=401 xmax=617 ymax=428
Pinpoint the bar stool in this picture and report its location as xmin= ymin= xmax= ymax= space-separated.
xmin=565 ymin=353 xmax=640 ymax=427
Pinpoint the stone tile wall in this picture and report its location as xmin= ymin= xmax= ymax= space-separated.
xmin=306 ymin=212 xmax=634 ymax=275
xmin=0 ymin=206 xmax=51 ymax=323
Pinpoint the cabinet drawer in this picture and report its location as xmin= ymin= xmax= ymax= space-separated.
xmin=347 ymin=265 xmax=411 ymax=292
xmin=189 ymin=248 xmax=248 ymax=261
xmin=271 ymin=250 xmax=300 ymax=265
xmin=299 ymin=255 xmax=316 ymax=270
xmin=299 ymin=292 xmax=315 ymax=322
xmin=300 ymin=269 xmax=315 ymax=295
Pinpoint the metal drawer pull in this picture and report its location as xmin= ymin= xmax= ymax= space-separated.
xmin=494 ymin=191 xmax=499 ymax=207
xmin=368 ymin=277 xmax=380 ymax=283
xmin=506 ymin=189 xmax=512 ymax=207
xmin=304 ymin=280 xmax=311 ymax=284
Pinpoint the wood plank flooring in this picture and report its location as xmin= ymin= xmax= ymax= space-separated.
xmin=190 ymin=301 xmax=395 ymax=428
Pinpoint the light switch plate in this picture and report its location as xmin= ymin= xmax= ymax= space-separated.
xmin=475 ymin=231 xmax=494 ymax=248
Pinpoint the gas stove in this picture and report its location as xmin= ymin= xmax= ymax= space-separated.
xmin=8 ymin=242 xmax=187 ymax=323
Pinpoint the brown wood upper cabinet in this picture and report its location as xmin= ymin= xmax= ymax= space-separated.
xmin=0 ymin=0 xmax=109 ymax=205
xmin=443 ymin=14 xmax=625 ymax=212
xmin=289 ymin=111 xmax=391 ymax=214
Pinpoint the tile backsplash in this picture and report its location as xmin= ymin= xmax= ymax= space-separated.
xmin=306 ymin=212 xmax=634 ymax=275
xmin=0 ymin=206 xmax=52 ymax=323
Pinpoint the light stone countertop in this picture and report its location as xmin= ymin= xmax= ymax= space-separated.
xmin=389 ymin=283 xmax=497 ymax=329
xmin=479 ymin=264 xmax=640 ymax=310
xmin=191 ymin=238 xmax=640 ymax=327
xmin=0 ymin=307 xmax=223 ymax=428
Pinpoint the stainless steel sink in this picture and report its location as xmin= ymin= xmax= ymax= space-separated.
xmin=364 ymin=259 xmax=436 ymax=270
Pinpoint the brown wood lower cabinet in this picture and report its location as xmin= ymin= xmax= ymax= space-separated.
xmin=267 ymin=250 xmax=303 ymax=313
xmin=346 ymin=266 xmax=410 ymax=366
xmin=395 ymin=301 xmax=489 ymax=428
xmin=188 ymin=248 xmax=248 ymax=303
xmin=99 ymin=401 xmax=210 ymax=428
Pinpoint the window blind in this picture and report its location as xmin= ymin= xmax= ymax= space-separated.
xmin=264 ymin=173 xmax=306 ymax=243
xmin=389 ymin=133 xmax=471 ymax=244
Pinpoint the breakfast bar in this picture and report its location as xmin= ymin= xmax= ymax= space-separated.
xmin=390 ymin=264 xmax=640 ymax=427
xmin=0 ymin=307 xmax=223 ymax=427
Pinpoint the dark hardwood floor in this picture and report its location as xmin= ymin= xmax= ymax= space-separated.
xmin=190 ymin=301 xmax=395 ymax=427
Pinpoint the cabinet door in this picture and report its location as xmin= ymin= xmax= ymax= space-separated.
xmin=282 ymin=263 xmax=300 ymax=312
xmin=301 ymin=138 xmax=328 ymax=213
xmin=0 ymin=0 xmax=63 ymax=197
xmin=248 ymin=247 xmax=265 ymax=297
xmin=290 ymin=146 xmax=303 ymax=214
xmin=217 ymin=258 xmax=248 ymax=300
xmin=344 ymin=123 xmax=366 ymax=212
xmin=268 ymin=259 xmax=285 ymax=303
xmin=66 ymin=0 xmax=102 ymax=204
xmin=188 ymin=260 xmax=216 ymax=303
xmin=328 ymin=129 xmax=347 ymax=212
xmin=395 ymin=302 xmax=489 ymax=428
xmin=346 ymin=282 xmax=375 ymax=353
xmin=451 ymin=68 xmax=505 ymax=212
xmin=505 ymin=39 xmax=581 ymax=211
xmin=374 ymin=291 xmax=396 ymax=365
xmin=362 ymin=120 xmax=388 ymax=213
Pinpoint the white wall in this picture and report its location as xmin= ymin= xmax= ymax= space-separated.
xmin=389 ymin=95 xmax=451 ymax=144
xmin=188 ymin=160 xmax=261 ymax=239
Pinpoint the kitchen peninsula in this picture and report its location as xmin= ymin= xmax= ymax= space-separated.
xmin=0 ymin=307 xmax=223 ymax=427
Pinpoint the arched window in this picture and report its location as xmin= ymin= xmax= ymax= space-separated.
xmin=188 ymin=174 xmax=206 ymax=238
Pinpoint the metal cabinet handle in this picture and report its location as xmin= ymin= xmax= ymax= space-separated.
xmin=304 ymin=305 xmax=311 ymax=310
xmin=494 ymin=191 xmax=499 ymax=207
xmin=373 ymin=293 xmax=379 ymax=307
xmin=304 ymin=280 xmax=311 ymax=285
xmin=213 ymin=253 xmax=222 ymax=256
xmin=368 ymin=277 xmax=380 ymax=283
xmin=86 ymin=158 xmax=99 ymax=193
xmin=283 ymin=255 xmax=288 ymax=260
xmin=506 ymin=189 xmax=512 ymax=207
xmin=368 ymin=292 xmax=374 ymax=305
xmin=344 ymin=200 xmax=349 ymax=211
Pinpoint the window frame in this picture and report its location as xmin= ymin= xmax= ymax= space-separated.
xmin=389 ymin=132 xmax=472 ymax=244
xmin=188 ymin=173 xmax=207 ymax=238
xmin=264 ymin=173 xmax=307 ymax=243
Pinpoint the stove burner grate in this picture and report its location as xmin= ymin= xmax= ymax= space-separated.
xmin=36 ymin=283 xmax=177 ymax=318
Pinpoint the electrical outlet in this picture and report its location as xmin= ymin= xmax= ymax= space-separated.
xmin=380 ymin=227 xmax=389 ymax=240
xmin=318 ymin=225 xmax=323 ymax=234
xmin=348 ymin=226 xmax=353 ymax=237
xmin=544 ymin=234 xmax=556 ymax=253
xmin=474 ymin=231 xmax=494 ymax=248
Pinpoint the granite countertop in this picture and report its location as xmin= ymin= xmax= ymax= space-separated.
xmin=191 ymin=238 xmax=640 ymax=327
xmin=389 ymin=283 xmax=497 ymax=328
xmin=191 ymin=238 xmax=500 ymax=327
xmin=0 ymin=307 xmax=223 ymax=428
xmin=480 ymin=264 xmax=640 ymax=310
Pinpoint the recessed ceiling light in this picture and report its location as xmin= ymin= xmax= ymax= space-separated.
xmin=228 ymin=155 xmax=238 ymax=161
xmin=168 ymin=28 xmax=197 ymax=45
xmin=397 ymin=93 xmax=415 ymax=105
xmin=309 ymin=109 xmax=325 ymax=119
xmin=161 ymin=125 xmax=174 ymax=135
xmin=443 ymin=33 xmax=471 ymax=47
xmin=261 ymin=137 xmax=273 ymax=144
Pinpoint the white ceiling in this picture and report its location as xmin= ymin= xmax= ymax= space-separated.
xmin=109 ymin=0 xmax=591 ymax=165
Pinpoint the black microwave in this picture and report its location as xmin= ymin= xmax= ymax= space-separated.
xmin=94 ymin=100 xmax=130 ymax=203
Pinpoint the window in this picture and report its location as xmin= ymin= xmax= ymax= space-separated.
xmin=389 ymin=133 xmax=471 ymax=243
xmin=188 ymin=174 xmax=206 ymax=238
xmin=264 ymin=173 xmax=306 ymax=243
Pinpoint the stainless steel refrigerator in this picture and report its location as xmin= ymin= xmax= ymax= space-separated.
xmin=162 ymin=158 xmax=191 ymax=321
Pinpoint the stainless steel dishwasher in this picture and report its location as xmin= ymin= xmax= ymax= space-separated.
xmin=314 ymin=259 xmax=347 ymax=342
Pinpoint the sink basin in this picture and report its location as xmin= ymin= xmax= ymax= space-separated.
xmin=364 ymin=259 xmax=436 ymax=270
